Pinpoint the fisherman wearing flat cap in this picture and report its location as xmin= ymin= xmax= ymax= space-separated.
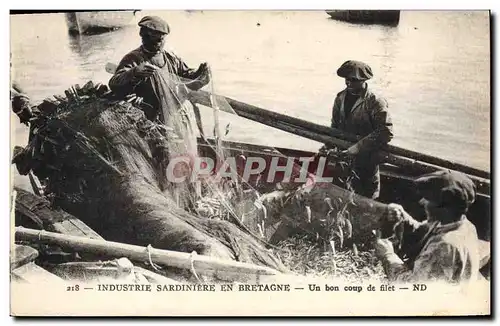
xmin=320 ymin=60 xmax=393 ymax=199
xmin=11 ymin=81 xmax=35 ymax=126
xmin=109 ymin=15 xmax=210 ymax=121
xmin=374 ymin=170 xmax=481 ymax=283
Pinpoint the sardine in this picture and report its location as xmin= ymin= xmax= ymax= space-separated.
xmin=305 ymin=205 xmax=312 ymax=223
xmin=337 ymin=225 xmax=344 ymax=248
xmin=345 ymin=219 xmax=353 ymax=239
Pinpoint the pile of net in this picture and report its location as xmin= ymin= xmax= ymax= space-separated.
xmin=12 ymin=80 xmax=286 ymax=275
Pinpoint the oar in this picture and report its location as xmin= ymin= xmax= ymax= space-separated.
xmin=105 ymin=62 xmax=490 ymax=183
xmin=189 ymin=91 xmax=490 ymax=180
xmin=188 ymin=91 xmax=490 ymax=189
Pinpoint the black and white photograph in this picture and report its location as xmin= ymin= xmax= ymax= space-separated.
xmin=8 ymin=7 xmax=491 ymax=316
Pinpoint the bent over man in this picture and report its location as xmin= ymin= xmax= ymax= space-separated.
xmin=375 ymin=170 xmax=480 ymax=283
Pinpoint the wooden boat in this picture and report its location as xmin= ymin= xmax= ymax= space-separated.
xmin=11 ymin=242 xmax=178 ymax=285
xmin=64 ymin=11 xmax=137 ymax=35
xmin=12 ymin=136 xmax=492 ymax=281
xmin=203 ymin=138 xmax=490 ymax=279
xmin=326 ymin=10 xmax=401 ymax=26
xmin=11 ymin=75 xmax=491 ymax=282
xmin=197 ymin=138 xmax=491 ymax=243
xmin=12 ymin=188 xmax=180 ymax=284
xmin=12 ymin=189 xmax=294 ymax=284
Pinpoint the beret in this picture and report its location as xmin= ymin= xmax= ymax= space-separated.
xmin=415 ymin=170 xmax=476 ymax=213
xmin=337 ymin=60 xmax=373 ymax=81
xmin=138 ymin=15 xmax=170 ymax=34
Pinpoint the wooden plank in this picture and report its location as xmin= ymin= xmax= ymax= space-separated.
xmin=11 ymin=262 xmax=66 ymax=284
xmin=132 ymin=266 xmax=180 ymax=284
xmin=14 ymin=187 xmax=103 ymax=240
xmin=51 ymin=218 xmax=102 ymax=240
xmin=10 ymin=245 xmax=39 ymax=271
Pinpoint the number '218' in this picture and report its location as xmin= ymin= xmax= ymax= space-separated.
xmin=66 ymin=285 xmax=79 ymax=291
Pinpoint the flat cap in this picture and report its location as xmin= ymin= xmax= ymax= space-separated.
xmin=138 ymin=15 xmax=170 ymax=34
xmin=337 ymin=60 xmax=373 ymax=81
xmin=415 ymin=170 xmax=476 ymax=213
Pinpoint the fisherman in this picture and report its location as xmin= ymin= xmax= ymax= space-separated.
xmin=375 ymin=170 xmax=480 ymax=283
xmin=320 ymin=60 xmax=393 ymax=199
xmin=109 ymin=15 xmax=211 ymax=209
xmin=11 ymin=81 xmax=34 ymax=126
xmin=108 ymin=15 xmax=211 ymax=122
xmin=10 ymin=81 xmax=44 ymax=178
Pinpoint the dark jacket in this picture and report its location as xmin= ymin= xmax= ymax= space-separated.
xmin=109 ymin=46 xmax=204 ymax=120
xmin=331 ymin=85 xmax=394 ymax=198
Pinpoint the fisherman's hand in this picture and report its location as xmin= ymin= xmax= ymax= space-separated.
xmin=386 ymin=203 xmax=415 ymax=224
xmin=318 ymin=145 xmax=341 ymax=157
xmin=197 ymin=62 xmax=211 ymax=84
xmin=186 ymin=63 xmax=211 ymax=91
xmin=386 ymin=203 xmax=406 ymax=224
xmin=197 ymin=62 xmax=209 ymax=75
xmin=318 ymin=145 xmax=330 ymax=155
xmin=341 ymin=144 xmax=360 ymax=157
xmin=374 ymin=238 xmax=395 ymax=259
xmin=134 ymin=62 xmax=158 ymax=79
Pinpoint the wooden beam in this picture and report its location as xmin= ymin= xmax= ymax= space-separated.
xmin=15 ymin=227 xmax=284 ymax=283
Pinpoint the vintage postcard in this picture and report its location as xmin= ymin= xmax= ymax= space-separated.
xmin=9 ymin=9 xmax=491 ymax=316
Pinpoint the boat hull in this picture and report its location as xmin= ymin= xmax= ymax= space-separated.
xmin=197 ymin=138 xmax=491 ymax=242
xmin=12 ymin=136 xmax=490 ymax=281
xmin=326 ymin=10 xmax=401 ymax=26
xmin=65 ymin=11 xmax=135 ymax=35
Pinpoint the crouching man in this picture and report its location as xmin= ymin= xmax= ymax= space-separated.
xmin=375 ymin=170 xmax=480 ymax=283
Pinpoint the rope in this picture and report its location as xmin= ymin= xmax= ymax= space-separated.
xmin=38 ymin=229 xmax=44 ymax=241
xmin=189 ymin=251 xmax=203 ymax=283
xmin=145 ymin=244 xmax=162 ymax=271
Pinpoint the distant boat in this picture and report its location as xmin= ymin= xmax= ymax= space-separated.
xmin=326 ymin=10 xmax=401 ymax=26
xmin=64 ymin=11 xmax=137 ymax=35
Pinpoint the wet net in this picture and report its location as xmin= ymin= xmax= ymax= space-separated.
xmin=147 ymin=67 xmax=277 ymax=245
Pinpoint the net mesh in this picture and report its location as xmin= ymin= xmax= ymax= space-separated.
xmin=145 ymin=67 xmax=376 ymax=249
xmin=147 ymin=67 xmax=272 ymax=243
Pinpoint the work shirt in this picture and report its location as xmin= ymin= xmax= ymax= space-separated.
xmin=330 ymin=85 xmax=393 ymax=198
xmin=109 ymin=46 xmax=203 ymax=120
xmin=382 ymin=216 xmax=480 ymax=283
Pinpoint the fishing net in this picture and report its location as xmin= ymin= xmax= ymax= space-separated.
xmin=11 ymin=80 xmax=287 ymax=275
xmin=145 ymin=67 xmax=285 ymax=245
xmin=133 ymin=66 xmax=373 ymax=255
